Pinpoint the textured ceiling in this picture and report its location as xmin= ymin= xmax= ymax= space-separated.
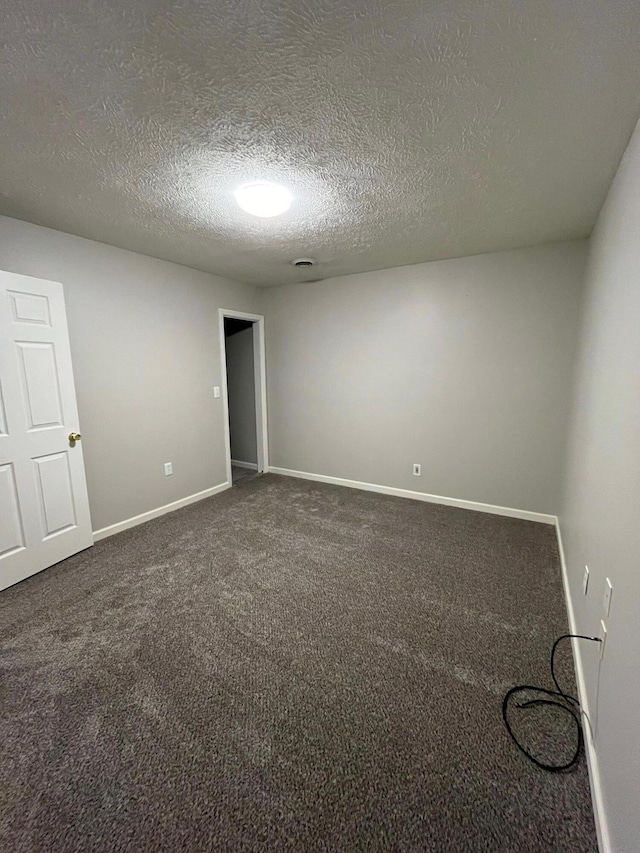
xmin=1 ymin=1 xmax=640 ymax=286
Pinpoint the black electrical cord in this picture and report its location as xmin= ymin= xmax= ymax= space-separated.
xmin=502 ymin=634 xmax=600 ymax=773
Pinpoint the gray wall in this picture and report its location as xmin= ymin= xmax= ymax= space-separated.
xmin=263 ymin=241 xmax=586 ymax=515
xmin=225 ymin=326 xmax=257 ymax=465
xmin=0 ymin=216 xmax=261 ymax=531
xmin=559 ymin=121 xmax=640 ymax=853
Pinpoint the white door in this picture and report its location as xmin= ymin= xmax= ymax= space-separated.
xmin=0 ymin=271 xmax=93 ymax=591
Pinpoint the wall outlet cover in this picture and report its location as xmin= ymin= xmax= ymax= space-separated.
xmin=583 ymin=565 xmax=590 ymax=595
xmin=164 ymin=462 xmax=173 ymax=476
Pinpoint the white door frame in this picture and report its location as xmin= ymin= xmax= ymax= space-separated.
xmin=218 ymin=309 xmax=268 ymax=484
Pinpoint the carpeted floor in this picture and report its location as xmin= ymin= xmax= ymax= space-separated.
xmin=0 ymin=474 xmax=597 ymax=852
xmin=231 ymin=464 xmax=259 ymax=485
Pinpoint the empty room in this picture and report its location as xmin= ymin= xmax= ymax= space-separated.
xmin=1 ymin=2 xmax=639 ymax=852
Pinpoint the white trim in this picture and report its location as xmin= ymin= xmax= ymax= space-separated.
xmin=267 ymin=467 xmax=556 ymax=524
xmin=220 ymin=309 xmax=264 ymax=322
xmin=555 ymin=521 xmax=611 ymax=853
xmin=92 ymin=482 xmax=230 ymax=541
xmin=231 ymin=460 xmax=258 ymax=470
xmin=252 ymin=319 xmax=269 ymax=475
xmin=219 ymin=309 xmax=269 ymax=485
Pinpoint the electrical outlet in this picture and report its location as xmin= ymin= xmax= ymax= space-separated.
xmin=213 ymin=386 xmax=221 ymax=398
xmin=603 ymin=578 xmax=613 ymax=617
xmin=583 ymin=565 xmax=590 ymax=595
xmin=412 ymin=463 xmax=421 ymax=476
xmin=164 ymin=462 xmax=173 ymax=476
xmin=599 ymin=620 xmax=607 ymax=660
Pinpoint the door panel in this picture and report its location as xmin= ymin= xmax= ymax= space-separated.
xmin=8 ymin=290 xmax=52 ymax=325
xmin=0 ymin=381 xmax=7 ymax=434
xmin=0 ymin=270 xmax=93 ymax=590
xmin=16 ymin=341 xmax=64 ymax=430
xmin=0 ymin=463 xmax=25 ymax=557
xmin=34 ymin=452 xmax=77 ymax=538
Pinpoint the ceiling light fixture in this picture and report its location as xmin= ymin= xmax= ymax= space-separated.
xmin=234 ymin=182 xmax=292 ymax=217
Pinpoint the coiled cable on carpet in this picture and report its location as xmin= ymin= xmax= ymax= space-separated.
xmin=502 ymin=634 xmax=600 ymax=773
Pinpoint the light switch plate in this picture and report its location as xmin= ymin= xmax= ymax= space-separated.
xmin=583 ymin=565 xmax=590 ymax=595
xmin=603 ymin=578 xmax=613 ymax=617
xmin=599 ymin=620 xmax=607 ymax=659
xmin=214 ymin=386 xmax=221 ymax=398
xmin=164 ymin=462 xmax=173 ymax=476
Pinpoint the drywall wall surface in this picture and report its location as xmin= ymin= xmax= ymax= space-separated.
xmin=0 ymin=216 xmax=261 ymax=531
xmin=263 ymin=241 xmax=586 ymax=515
xmin=225 ymin=326 xmax=257 ymax=465
xmin=559 ymin=120 xmax=640 ymax=853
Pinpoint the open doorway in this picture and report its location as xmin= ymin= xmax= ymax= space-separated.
xmin=219 ymin=309 xmax=268 ymax=486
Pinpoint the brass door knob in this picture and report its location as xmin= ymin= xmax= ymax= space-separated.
xmin=68 ymin=432 xmax=82 ymax=443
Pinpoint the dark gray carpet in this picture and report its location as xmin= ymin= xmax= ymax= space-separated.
xmin=1 ymin=474 xmax=597 ymax=852
xmin=231 ymin=464 xmax=258 ymax=485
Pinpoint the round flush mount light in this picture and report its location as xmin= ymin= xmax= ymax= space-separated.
xmin=234 ymin=182 xmax=292 ymax=217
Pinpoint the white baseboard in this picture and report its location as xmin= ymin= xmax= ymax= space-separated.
xmin=556 ymin=521 xmax=610 ymax=853
xmin=93 ymin=481 xmax=231 ymax=541
xmin=231 ymin=460 xmax=258 ymax=470
xmin=268 ymin=466 xmax=556 ymax=524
